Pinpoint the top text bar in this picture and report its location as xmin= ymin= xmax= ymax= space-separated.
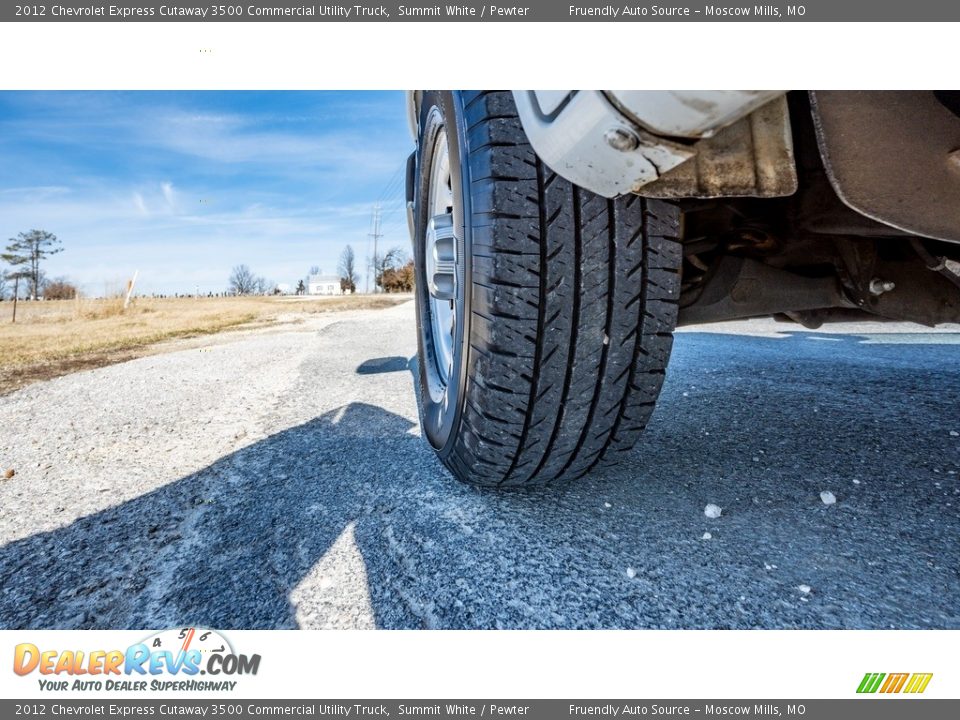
xmin=4 ymin=1 xmax=960 ymax=22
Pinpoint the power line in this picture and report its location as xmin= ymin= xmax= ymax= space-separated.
xmin=362 ymin=158 xmax=409 ymax=293
xmin=376 ymin=160 xmax=406 ymax=205
xmin=379 ymin=217 xmax=409 ymax=238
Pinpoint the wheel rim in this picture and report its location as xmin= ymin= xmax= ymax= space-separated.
xmin=425 ymin=127 xmax=458 ymax=389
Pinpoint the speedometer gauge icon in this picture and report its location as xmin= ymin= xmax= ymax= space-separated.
xmin=141 ymin=627 xmax=234 ymax=656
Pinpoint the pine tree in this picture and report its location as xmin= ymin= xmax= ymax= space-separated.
xmin=1 ymin=229 xmax=62 ymax=300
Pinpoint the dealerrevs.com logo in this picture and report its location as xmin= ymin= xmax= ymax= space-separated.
xmin=13 ymin=627 xmax=261 ymax=692
xmin=857 ymin=672 xmax=933 ymax=694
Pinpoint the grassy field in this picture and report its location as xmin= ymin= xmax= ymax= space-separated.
xmin=0 ymin=293 xmax=410 ymax=394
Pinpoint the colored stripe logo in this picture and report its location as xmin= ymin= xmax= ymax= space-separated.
xmin=857 ymin=672 xmax=933 ymax=694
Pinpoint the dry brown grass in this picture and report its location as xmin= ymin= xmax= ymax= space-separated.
xmin=0 ymin=293 xmax=410 ymax=394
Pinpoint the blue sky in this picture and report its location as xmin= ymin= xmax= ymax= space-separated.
xmin=0 ymin=91 xmax=412 ymax=295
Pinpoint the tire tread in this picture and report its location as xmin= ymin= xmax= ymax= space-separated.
xmin=443 ymin=91 xmax=681 ymax=486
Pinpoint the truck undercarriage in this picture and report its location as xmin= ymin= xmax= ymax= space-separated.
xmin=656 ymin=91 xmax=960 ymax=327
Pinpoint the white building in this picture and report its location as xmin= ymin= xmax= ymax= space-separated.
xmin=306 ymin=274 xmax=342 ymax=295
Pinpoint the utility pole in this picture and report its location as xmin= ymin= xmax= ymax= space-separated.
xmin=368 ymin=203 xmax=382 ymax=294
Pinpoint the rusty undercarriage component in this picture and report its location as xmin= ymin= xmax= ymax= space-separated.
xmin=640 ymin=96 xmax=798 ymax=199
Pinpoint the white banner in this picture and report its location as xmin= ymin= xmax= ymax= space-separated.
xmin=2 ymin=630 xmax=955 ymax=699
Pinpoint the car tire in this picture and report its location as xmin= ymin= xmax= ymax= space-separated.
xmin=412 ymin=90 xmax=682 ymax=487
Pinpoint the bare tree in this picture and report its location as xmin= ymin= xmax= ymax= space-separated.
xmin=371 ymin=246 xmax=408 ymax=292
xmin=338 ymin=244 xmax=358 ymax=293
xmin=228 ymin=264 xmax=259 ymax=295
xmin=44 ymin=277 xmax=78 ymax=300
xmin=254 ymin=276 xmax=272 ymax=296
xmin=309 ymin=265 xmax=320 ymax=276
xmin=1 ymin=229 xmax=61 ymax=300
xmin=0 ymin=271 xmax=7 ymax=301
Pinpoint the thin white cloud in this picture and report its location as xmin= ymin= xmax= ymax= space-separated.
xmin=160 ymin=182 xmax=176 ymax=211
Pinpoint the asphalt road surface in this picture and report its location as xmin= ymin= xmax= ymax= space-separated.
xmin=1 ymin=301 xmax=958 ymax=629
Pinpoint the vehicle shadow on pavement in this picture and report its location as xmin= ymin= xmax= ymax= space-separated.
xmin=0 ymin=330 xmax=958 ymax=630
xmin=0 ymin=401 xmax=432 ymax=630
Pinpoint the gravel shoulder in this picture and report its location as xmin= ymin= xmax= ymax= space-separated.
xmin=0 ymin=302 xmax=957 ymax=629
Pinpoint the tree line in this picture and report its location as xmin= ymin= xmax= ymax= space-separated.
xmin=229 ymin=243 xmax=414 ymax=296
xmin=1 ymin=228 xmax=416 ymax=310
